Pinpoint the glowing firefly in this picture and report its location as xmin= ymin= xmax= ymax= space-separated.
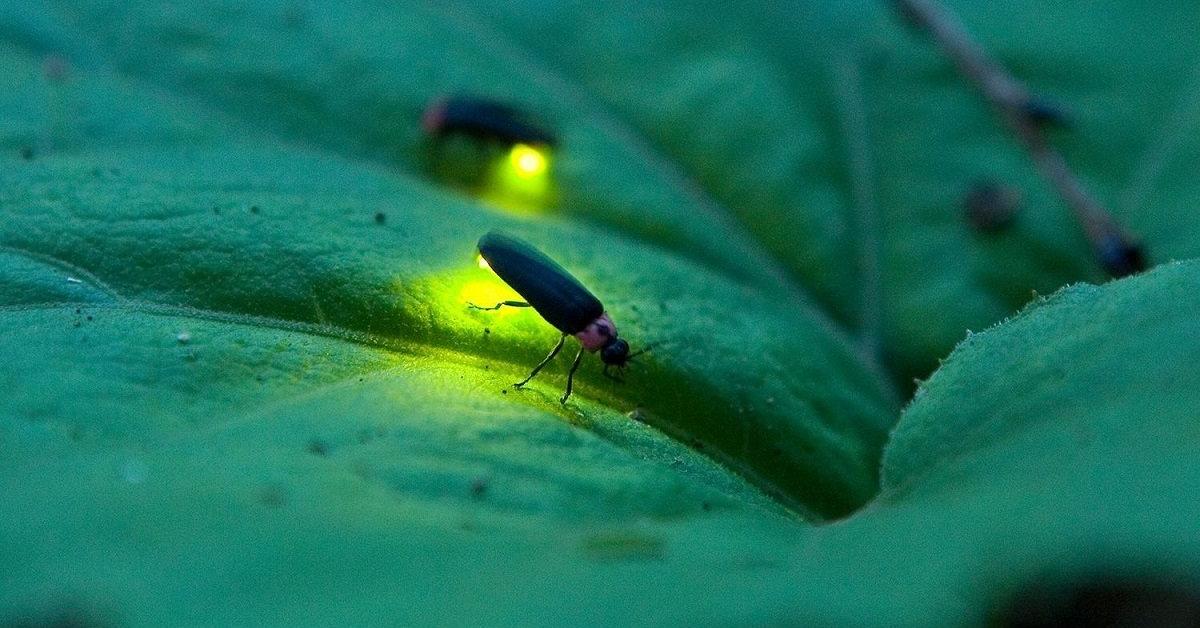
xmin=469 ymin=230 xmax=646 ymax=404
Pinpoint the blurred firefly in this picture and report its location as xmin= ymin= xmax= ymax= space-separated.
xmin=423 ymin=96 xmax=556 ymax=203
xmin=469 ymin=230 xmax=644 ymax=404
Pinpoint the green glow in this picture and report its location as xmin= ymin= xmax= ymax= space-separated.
xmin=458 ymin=256 xmax=525 ymax=319
xmin=479 ymin=143 xmax=554 ymax=213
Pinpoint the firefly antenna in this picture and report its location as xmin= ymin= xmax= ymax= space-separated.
xmin=626 ymin=340 xmax=663 ymax=363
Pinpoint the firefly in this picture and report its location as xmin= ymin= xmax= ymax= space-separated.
xmin=423 ymin=96 xmax=557 ymax=148
xmin=469 ymin=230 xmax=642 ymax=404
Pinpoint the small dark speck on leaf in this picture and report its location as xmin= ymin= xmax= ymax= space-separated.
xmin=470 ymin=477 xmax=488 ymax=499
xmin=74 ymin=308 xmax=81 ymax=314
xmin=374 ymin=212 xmax=387 ymax=224
xmin=19 ymin=146 xmax=34 ymax=160
xmin=249 ymin=205 xmax=260 ymax=214
xmin=258 ymin=484 xmax=288 ymax=509
xmin=305 ymin=439 xmax=331 ymax=457
xmin=85 ymin=315 xmax=93 ymax=321
xmin=483 ymin=327 xmax=491 ymax=334
xmin=701 ymin=501 xmax=712 ymax=512
xmin=212 ymin=206 xmax=221 ymax=215
xmin=501 ymin=389 xmax=507 ymax=395
xmin=963 ymin=181 xmax=1021 ymax=233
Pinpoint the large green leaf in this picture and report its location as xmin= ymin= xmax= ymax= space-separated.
xmin=3 ymin=1 xmax=1200 ymax=625
xmin=0 ymin=18 xmax=900 ymax=520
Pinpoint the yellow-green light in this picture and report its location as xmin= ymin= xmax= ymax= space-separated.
xmin=461 ymin=253 xmax=521 ymax=317
xmin=509 ymin=144 xmax=548 ymax=178
xmin=479 ymin=143 xmax=554 ymax=214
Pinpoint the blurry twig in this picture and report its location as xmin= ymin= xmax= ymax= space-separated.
xmin=892 ymin=0 xmax=1147 ymax=277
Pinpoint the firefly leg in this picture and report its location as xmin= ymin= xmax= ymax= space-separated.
xmin=468 ymin=300 xmax=530 ymax=311
xmin=515 ymin=334 xmax=566 ymax=388
xmin=560 ymin=347 xmax=586 ymax=404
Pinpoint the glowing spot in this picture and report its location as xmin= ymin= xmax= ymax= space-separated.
xmin=476 ymin=254 xmax=492 ymax=272
xmin=460 ymin=280 xmax=523 ymax=317
xmin=510 ymin=144 xmax=548 ymax=178
xmin=479 ymin=144 xmax=554 ymax=213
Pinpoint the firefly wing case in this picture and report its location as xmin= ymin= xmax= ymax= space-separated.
xmin=477 ymin=231 xmax=604 ymax=334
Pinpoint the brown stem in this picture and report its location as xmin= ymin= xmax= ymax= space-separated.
xmin=892 ymin=0 xmax=1146 ymax=278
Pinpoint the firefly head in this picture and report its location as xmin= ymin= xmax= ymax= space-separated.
xmin=600 ymin=337 xmax=630 ymax=367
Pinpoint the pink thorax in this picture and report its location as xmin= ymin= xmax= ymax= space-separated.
xmin=574 ymin=312 xmax=617 ymax=351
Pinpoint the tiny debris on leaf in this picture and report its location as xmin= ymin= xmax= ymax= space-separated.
xmin=374 ymin=211 xmax=387 ymax=224
xmin=963 ymin=181 xmax=1022 ymax=233
xmin=258 ymin=484 xmax=288 ymax=508
xmin=65 ymin=276 xmax=83 ymax=284
xmin=305 ymin=439 xmax=331 ymax=457
xmin=177 ymin=331 xmax=191 ymax=344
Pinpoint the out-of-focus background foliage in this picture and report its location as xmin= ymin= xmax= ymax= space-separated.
xmin=1 ymin=1 xmax=1199 ymax=625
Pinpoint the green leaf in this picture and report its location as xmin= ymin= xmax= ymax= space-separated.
xmin=3 ymin=1 xmax=1200 ymax=625
xmin=882 ymin=259 xmax=1200 ymax=498
xmin=834 ymin=260 xmax=1200 ymax=624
